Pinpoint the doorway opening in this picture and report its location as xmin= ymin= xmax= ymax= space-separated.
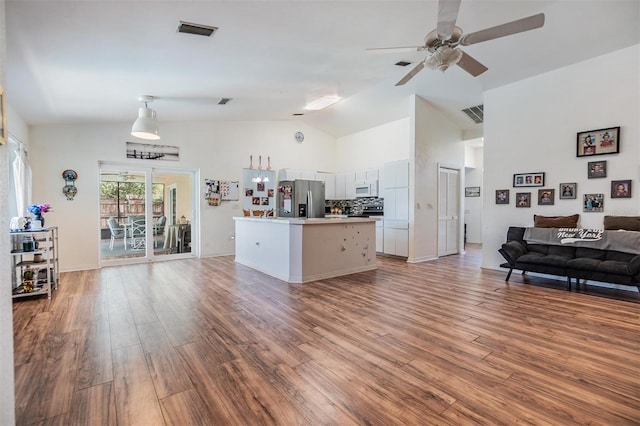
xmin=99 ymin=163 xmax=197 ymax=265
xmin=438 ymin=166 xmax=461 ymax=257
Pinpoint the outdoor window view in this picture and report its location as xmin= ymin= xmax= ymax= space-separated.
xmin=100 ymin=170 xmax=193 ymax=261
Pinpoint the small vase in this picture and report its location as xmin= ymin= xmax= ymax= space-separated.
xmin=34 ymin=214 xmax=44 ymax=228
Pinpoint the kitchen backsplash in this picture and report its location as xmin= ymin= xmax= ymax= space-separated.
xmin=325 ymin=197 xmax=383 ymax=216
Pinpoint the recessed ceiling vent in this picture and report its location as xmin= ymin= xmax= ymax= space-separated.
xmin=177 ymin=21 xmax=218 ymax=37
xmin=217 ymin=98 xmax=231 ymax=105
xmin=395 ymin=61 xmax=411 ymax=67
xmin=462 ymin=104 xmax=484 ymax=124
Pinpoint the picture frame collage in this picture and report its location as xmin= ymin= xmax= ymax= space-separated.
xmin=494 ymin=125 xmax=631 ymax=212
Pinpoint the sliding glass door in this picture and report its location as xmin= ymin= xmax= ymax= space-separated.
xmin=99 ymin=163 xmax=196 ymax=265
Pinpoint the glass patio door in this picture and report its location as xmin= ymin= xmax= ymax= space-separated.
xmin=99 ymin=163 xmax=196 ymax=265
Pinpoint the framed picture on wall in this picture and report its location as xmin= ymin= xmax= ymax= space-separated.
xmin=584 ymin=193 xmax=604 ymax=212
xmin=513 ymin=172 xmax=545 ymax=187
xmin=559 ymin=183 xmax=577 ymax=199
xmin=576 ymin=126 xmax=620 ymax=157
xmin=611 ymin=180 xmax=631 ymax=198
xmin=537 ymin=189 xmax=555 ymax=205
xmin=465 ymin=186 xmax=480 ymax=197
xmin=587 ymin=160 xmax=607 ymax=179
xmin=495 ymin=189 xmax=509 ymax=205
xmin=516 ymin=192 xmax=531 ymax=207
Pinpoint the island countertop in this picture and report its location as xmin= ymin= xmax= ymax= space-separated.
xmin=234 ymin=216 xmax=377 ymax=283
xmin=234 ymin=216 xmax=379 ymax=225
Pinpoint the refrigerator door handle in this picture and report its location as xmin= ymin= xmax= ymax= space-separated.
xmin=307 ymin=190 xmax=313 ymax=217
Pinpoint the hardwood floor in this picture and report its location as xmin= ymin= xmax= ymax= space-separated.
xmin=12 ymin=245 xmax=640 ymax=425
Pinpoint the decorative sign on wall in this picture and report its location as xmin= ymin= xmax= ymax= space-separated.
xmin=126 ymin=141 xmax=180 ymax=161
xmin=205 ymin=179 xmax=239 ymax=206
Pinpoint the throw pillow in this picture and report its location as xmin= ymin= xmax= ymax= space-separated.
xmin=533 ymin=214 xmax=579 ymax=228
xmin=603 ymin=216 xmax=640 ymax=232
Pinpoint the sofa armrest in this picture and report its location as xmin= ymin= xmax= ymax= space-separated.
xmin=499 ymin=241 xmax=528 ymax=264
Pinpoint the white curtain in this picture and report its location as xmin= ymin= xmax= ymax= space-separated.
xmin=8 ymin=135 xmax=32 ymax=217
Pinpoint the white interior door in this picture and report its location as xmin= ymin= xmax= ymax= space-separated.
xmin=438 ymin=167 xmax=460 ymax=257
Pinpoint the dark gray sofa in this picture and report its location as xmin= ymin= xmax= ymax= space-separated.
xmin=499 ymin=226 xmax=640 ymax=290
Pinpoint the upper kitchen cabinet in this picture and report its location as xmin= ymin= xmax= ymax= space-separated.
xmin=278 ymin=169 xmax=302 ymax=181
xmin=383 ymin=160 xmax=409 ymax=189
xmin=316 ymin=172 xmax=336 ymax=200
xmin=278 ymin=168 xmax=318 ymax=182
xmin=355 ymin=168 xmax=379 ymax=184
xmin=334 ymin=174 xmax=346 ymax=199
xmin=344 ymin=173 xmax=356 ymax=199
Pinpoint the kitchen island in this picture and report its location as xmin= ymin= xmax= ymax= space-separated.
xmin=234 ymin=216 xmax=378 ymax=283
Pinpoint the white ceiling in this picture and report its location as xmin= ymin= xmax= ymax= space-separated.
xmin=6 ymin=1 xmax=640 ymax=138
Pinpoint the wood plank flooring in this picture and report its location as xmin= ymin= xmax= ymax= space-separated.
xmin=12 ymin=245 xmax=640 ymax=425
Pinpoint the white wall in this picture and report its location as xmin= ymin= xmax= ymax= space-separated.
xmin=29 ymin=120 xmax=337 ymax=271
xmin=335 ymin=117 xmax=410 ymax=172
xmin=464 ymin=146 xmax=483 ymax=244
xmin=482 ymin=45 xmax=640 ymax=270
xmin=410 ymin=95 xmax=464 ymax=262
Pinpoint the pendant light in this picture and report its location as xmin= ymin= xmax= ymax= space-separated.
xmin=131 ymin=95 xmax=160 ymax=140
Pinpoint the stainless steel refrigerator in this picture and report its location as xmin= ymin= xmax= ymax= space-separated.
xmin=277 ymin=180 xmax=325 ymax=218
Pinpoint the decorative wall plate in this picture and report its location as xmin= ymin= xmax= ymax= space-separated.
xmin=63 ymin=184 xmax=77 ymax=200
xmin=62 ymin=169 xmax=78 ymax=181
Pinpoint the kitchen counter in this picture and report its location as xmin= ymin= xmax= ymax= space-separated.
xmin=234 ymin=216 xmax=377 ymax=283
xmin=235 ymin=216 xmax=379 ymax=224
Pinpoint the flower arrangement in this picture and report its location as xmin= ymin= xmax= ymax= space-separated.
xmin=27 ymin=203 xmax=52 ymax=216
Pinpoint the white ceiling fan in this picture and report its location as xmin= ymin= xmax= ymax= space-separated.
xmin=367 ymin=0 xmax=545 ymax=86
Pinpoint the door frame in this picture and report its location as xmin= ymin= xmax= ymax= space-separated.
xmin=98 ymin=161 xmax=199 ymax=267
xmin=437 ymin=164 xmax=463 ymax=257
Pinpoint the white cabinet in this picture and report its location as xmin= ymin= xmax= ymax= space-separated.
xmin=334 ymin=172 xmax=356 ymax=200
xmin=278 ymin=168 xmax=303 ymax=181
xmin=366 ymin=168 xmax=379 ymax=183
xmin=383 ymin=160 xmax=409 ymax=189
xmin=355 ymin=170 xmax=367 ymax=183
xmin=300 ymin=170 xmax=316 ymax=180
xmin=345 ymin=173 xmax=356 ymax=199
xmin=382 ymin=160 xmax=409 ymax=257
xmin=334 ymin=174 xmax=346 ymax=199
xmin=383 ymin=221 xmax=408 ymax=257
xmin=375 ymin=219 xmax=384 ymax=252
xmin=316 ymin=172 xmax=336 ymax=200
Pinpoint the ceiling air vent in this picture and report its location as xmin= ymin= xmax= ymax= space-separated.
xmin=395 ymin=61 xmax=411 ymax=67
xmin=217 ymin=98 xmax=231 ymax=105
xmin=177 ymin=21 xmax=218 ymax=37
xmin=462 ymin=104 xmax=484 ymax=124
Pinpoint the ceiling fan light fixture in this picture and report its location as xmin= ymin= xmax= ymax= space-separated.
xmin=425 ymin=46 xmax=463 ymax=72
xmin=304 ymin=96 xmax=341 ymax=111
xmin=131 ymin=96 xmax=160 ymax=140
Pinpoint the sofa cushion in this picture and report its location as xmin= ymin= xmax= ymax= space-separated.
xmin=574 ymin=247 xmax=606 ymax=260
xmin=566 ymin=258 xmax=602 ymax=272
xmin=603 ymin=216 xmax=640 ymax=232
xmin=548 ymin=245 xmax=576 ymax=258
xmin=534 ymin=214 xmax=580 ymax=228
xmin=528 ymin=244 xmax=549 ymax=255
xmin=597 ymin=260 xmax=636 ymax=276
xmin=517 ymin=253 xmax=569 ymax=267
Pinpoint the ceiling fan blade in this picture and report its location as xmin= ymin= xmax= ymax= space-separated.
xmin=366 ymin=46 xmax=426 ymax=54
xmin=456 ymin=51 xmax=488 ymax=77
xmin=460 ymin=13 xmax=545 ymax=46
xmin=395 ymin=61 xmax=425 ymax=86
xmin=436 ymin=0 xmax=462 ymax=39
